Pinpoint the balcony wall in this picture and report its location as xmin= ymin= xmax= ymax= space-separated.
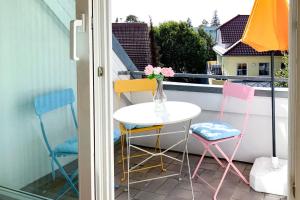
xmin=118 ymin=81 xmax=288 ymax=163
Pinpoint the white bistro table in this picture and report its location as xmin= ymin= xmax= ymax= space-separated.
xmin=113 ymin=101 xmax=201 ymax=199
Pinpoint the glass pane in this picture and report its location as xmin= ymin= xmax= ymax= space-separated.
xmin=0 ymin=0 xmax=79 ymax=199
xmin=259 ymin=63 xmax=270 ymax=76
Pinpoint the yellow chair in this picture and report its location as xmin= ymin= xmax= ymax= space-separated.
xmin=114 ymin=79 xmax=165 ymax=181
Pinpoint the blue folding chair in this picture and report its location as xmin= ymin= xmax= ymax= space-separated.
xmin=34 ymin=88 xmax=79 ymax=197
xmin=114 ymin=129 xmax=121 ymax=143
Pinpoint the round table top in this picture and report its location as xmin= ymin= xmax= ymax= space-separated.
xmin=113 ymin=101 xmax=201 ymax=126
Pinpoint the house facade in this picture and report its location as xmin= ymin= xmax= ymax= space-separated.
xmin=213 ymin=15 xmax=283 ymax=76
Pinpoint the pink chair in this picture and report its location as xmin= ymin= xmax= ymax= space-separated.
xmin=191 ymin=81 xmax=255 ymax=200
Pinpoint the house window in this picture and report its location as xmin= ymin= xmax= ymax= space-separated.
xmin=237 ymin=63 xmax=247 ymax=75
xmin=259 ymin=63 xmax=270 ymax=76
xmin=211 ymin=64 xmax=222 ymax=75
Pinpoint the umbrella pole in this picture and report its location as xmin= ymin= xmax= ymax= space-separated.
xmin=271 ymin=51 xmax=276 ymax=157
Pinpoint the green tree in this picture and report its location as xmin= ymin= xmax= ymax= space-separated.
xmin=154 ymin=21 xmax=213 ymax=75
xmin=187 ymin=18 xmax=192 ymax=27
xmin=275 ymin=53 xmax=288 ymax=87
xmin=198 ymin=27 xmax=216 ymax=61
xmin=149 ymin=17 xmax=160 ymax=66
xmin=202 ymin=19 xmax=209 ymax=26
xmin=125 ymin=15 xmax=139 ymax=23
xmin=200 ymin=19 xmax=209 ymax=28
xmin=211 ymin=10 xmax=220 ymax=27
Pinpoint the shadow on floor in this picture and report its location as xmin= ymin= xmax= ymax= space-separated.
xmin=114 ymin=147 xmax=287 ymax=200
xmin=22 ymin=160 xmax=78 ymax=200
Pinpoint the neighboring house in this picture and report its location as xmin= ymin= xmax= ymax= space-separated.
xmin=213 ymin=15 xmax=283 ymax=76
xmin=112 ymin=23 xmax=152 ymax=71
xmin=202 ymin=25 xmax=217 ymax=41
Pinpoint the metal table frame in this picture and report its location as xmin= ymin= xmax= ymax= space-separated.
xmin=125 ymin=119 xmax=194 ymax=200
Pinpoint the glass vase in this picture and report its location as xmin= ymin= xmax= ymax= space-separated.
xmin=153 ymin=79 xmax=167 ymax=112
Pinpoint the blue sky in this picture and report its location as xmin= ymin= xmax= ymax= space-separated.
xmin=112 ymin=0 xmax=255 ymax=26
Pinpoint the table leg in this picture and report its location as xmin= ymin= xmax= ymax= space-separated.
xmin=186 ymin=137 xmax=194 ymax=200
xmin=155 ymin=129 xmax=166 ymax=172
xmin=126 ymin=129 xmax=131 ymax=200
xmin=178 ymin=120 xmax=194 ymax=200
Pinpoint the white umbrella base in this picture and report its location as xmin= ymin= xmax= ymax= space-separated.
xmin=250 ymin=157 xmax=287 ymax=196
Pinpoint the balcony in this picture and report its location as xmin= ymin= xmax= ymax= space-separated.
xmin=113 ymin=72 xmax=288 ymax=200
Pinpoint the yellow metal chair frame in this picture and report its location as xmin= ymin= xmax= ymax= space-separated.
xmin=114 ymin=79 xmax=165 ymax=181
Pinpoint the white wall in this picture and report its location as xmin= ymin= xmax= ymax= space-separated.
xmin=111 ymin=52 xmax=131 ymax=129
xmin=0 ymin=0 xmax=78 ymax=189
xmin=127 ymin=83 xmax=288 ymax=163
xmin=0 ymin=0 xmax=130 ymax=190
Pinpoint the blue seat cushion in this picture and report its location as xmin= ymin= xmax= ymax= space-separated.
xmin=124 ymin=123 xmax=151 ymax=130
xmin=114 ymin=129 xmax=121 ymax=142
xmin=191 ymin=121 xmax=241 ymax=141
xmin=54 ymin=136 xmax=78 ymax=154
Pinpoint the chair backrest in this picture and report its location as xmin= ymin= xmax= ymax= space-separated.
xmin=222 ymin=81 xmax=255 ymax=101
xmin=114 ymin=79 xmax=157 ymax=97
xmin=114 ymin=79 xmax=157 ymax=109
xmin=219 ymin=81 xmax=255 ymax=133
xmin=34 ymin=88 xmax=77 ymax=154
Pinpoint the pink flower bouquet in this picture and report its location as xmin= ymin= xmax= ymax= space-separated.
xmin=144 ymin=65 xmax=175 ymax=81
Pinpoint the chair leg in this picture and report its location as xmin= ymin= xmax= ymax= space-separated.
xmin=214 ymin=163 xmax=231 ymax=200
xmin=230 ymin=162 xmax=249 ymax=184
xmin=213 ymin=137 xmax=248 ymax=199
xmin=192 ymin=148 xmax=207 ymax=179
xmin=207 ymin=147 xmax=225 ymax=168
xmin=155 ymin=129 xmax=166 ymax=172
xmin=56 ymin=169 xmax=79 ymax=199
xmin=215 ymin=143 xmax=249 ymax=185
xmin=53 ymin=157 xmax=79 ymax=195
xmin=51 ymin=157 xmax=56 ymax=181
xmin=120 ymin=134 xmax=126 ymax=182
xmin=70 ymin=169 xmax=78 ymax=181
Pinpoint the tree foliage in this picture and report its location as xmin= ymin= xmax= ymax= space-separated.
xmin=125 ymin=15 xmax=139 ymax=23
xmin=187 ymin=18 xmax=192 ymax=27
xmin=200 ymin=19 xmax=209 ymax=28
xmin=153 ymin=21 xmax=216 ymax=76
xmin=149 ymin=17 xmax=160 ymax=66
xmin=202 ymin=19 xmax=208 ymax=26
xmin=275 ymin=53 xmax=288 ymax=87
xmin=198 ymin=27 xmax=216 ymax=61
xmin=211 ymin=10 xmax=220 ymax=27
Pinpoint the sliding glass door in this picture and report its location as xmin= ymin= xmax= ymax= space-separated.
xmin=0 ymin=0 xmax=94 ymax=199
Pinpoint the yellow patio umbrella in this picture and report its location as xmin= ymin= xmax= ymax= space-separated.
xmin=242 ymin=0 xmax=288 ymax=52
xmin=241 ymin=0 xmax=288 ymax=157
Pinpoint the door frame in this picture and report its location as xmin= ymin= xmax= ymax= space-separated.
xmin=289 ymin=0 xmax=299 ymax=199
xmin=76 ymin=0 xmax=96 ymax=199
xmin=88 ymin=0 xmax=300 ymax=199
xmin=93 ymin=0 xmax=115 ymax=200
xmin=76 ymin=0 xmax=114 ymax=199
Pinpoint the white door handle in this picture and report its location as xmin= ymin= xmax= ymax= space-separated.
xmin=70 ymin=14 xmax=85 ymax=61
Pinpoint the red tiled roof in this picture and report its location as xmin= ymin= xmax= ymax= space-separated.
xmin=219 ymin=15 xmax=249 ymax=44
xmin=112 ymin=23 xmax=151 ymax=71
xmin=218 ymin=15 xmax=283 ymax=56
xmin=225 ymin=42 xmax=282 ymax=56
